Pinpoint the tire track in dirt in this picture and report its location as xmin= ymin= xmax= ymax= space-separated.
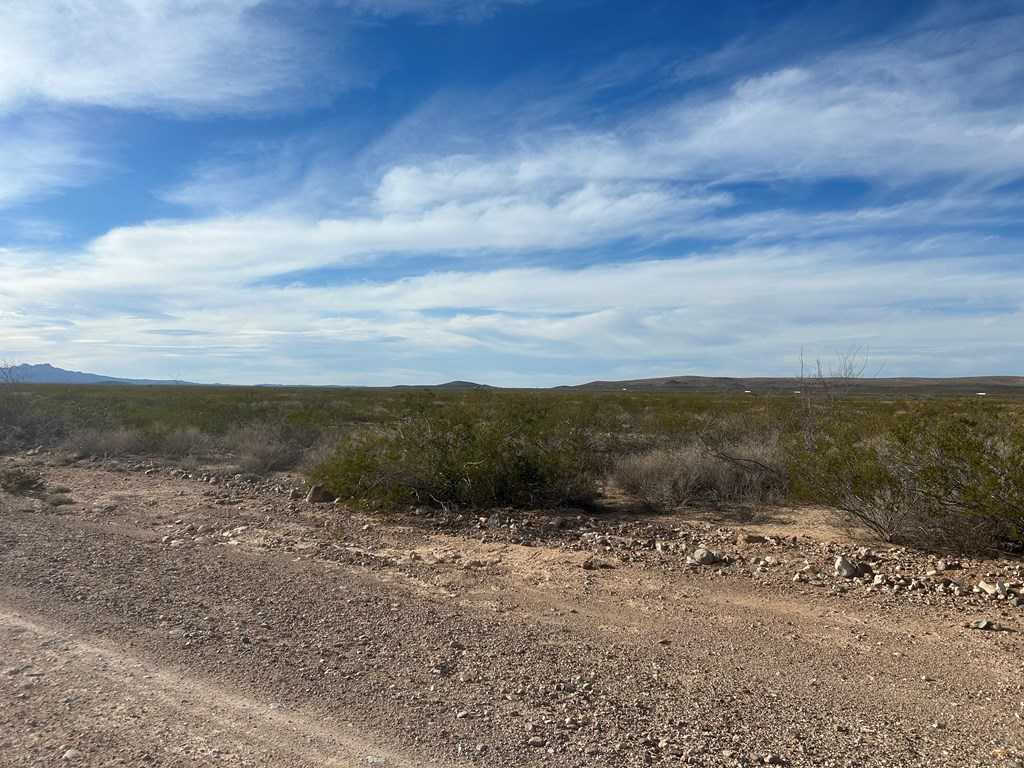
xmin=0 ymin=604 xmax=440 ymax=768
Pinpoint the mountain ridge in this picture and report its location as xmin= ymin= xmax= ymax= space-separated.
xmin=3 ymin=363 xmax=195 ymax=386
xmin=4 ymin=363 xmax=1023 ymax=392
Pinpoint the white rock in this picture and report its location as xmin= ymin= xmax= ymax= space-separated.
xmin=687 ymin=547 xmax=722 ymax=566
xmin=976 ymin=580 xmax=1000 ymax=596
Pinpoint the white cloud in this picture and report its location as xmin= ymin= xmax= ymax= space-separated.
xmin=367 ymin=9 xmax=1024 ymax=201
xmin=0 ymin=1 xmax=339 ymax=115
xmin=27 ymin=180 xmax=725 ymax=294
xmin=0 ymin=115 xmax=97 ymax=208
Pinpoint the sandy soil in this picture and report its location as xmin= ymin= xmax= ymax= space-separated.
xmin=1 ymin=454 xmax=1022 ymax=767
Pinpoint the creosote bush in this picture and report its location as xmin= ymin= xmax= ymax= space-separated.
xmin=789 ymin=403 xmax=1024 ymax=549
xmin=309 ymin=394 xmax=597 ymax=510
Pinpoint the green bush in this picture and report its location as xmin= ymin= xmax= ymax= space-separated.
xmin=892 ymin=406 xmax=1024 ymax=545
xmin=789 ymin=403 xmax=1024 ymax=548
xmin=309 ymin=394 xmax=597 ymax=509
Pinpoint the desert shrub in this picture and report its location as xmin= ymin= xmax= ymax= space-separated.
xmin=222 ymin=422 xmax=303 ymax=473
xmin=160 ymin=427 xmax=215 ymax=459
xmin=0 ymin=467 xmax=45 ymax=495
xmin=62 ymin=427 xmax=149 ymax=458
xmin=309 ymin=394 xmax=597 ymax=509
xmin=0 ymin=392 xmax=65 ymax=452
xmin=298 ymin=429 xmax=349 ymax=475
xmin=613 ymin=434 xmax=787 ymax=511
xmin=788 ymin=418 xmax=921 ymax=542
xmin=890 ymin=406 xmax=1024 ymax=547
xmin=789 ymin=403 xmax=1024 ymax=550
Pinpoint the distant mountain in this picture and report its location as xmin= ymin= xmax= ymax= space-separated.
xmin=435 ymin=380 xmax=492 ymax=390
xmin=4 ymin=363 xmax=195 ymax=386
xmin=6 ymin=364 xmax=1022 ymax=394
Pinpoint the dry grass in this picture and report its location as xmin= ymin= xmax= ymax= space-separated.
xmin=612 ymin=437 xmax=787 ymax=511
xmin=62 ymin=427 xmax=149 ymax=458
xmin=222 ymin=422 xmax=302 ymax=474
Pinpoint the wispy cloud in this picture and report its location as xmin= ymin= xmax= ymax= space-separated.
xmin=3 ymin=234 xmax=1023 ymax=383
xmin=0 ymin=1 xmax=348 ymax=115
xmin=0 ymin=114 xmax=98 ymax=209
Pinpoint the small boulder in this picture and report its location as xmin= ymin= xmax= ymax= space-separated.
xmin=834 ymin=555 xmax=872 ymax=579
xmin=687 ymin=547 xmax=723 ymax=566
xmin=976 ymin=580 xmax=1002 ymax=596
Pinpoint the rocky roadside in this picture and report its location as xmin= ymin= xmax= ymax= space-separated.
xmin=1 ymin=453 xmax=1022 ymax=767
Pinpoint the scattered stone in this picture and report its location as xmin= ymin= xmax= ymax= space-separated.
xmin=582 ymin=556 xmax=615 ymax=570
xmin=61 ymin=749 xmax=83 ymax=762
xmin=527 ymin=736 xmax=546 ymax=747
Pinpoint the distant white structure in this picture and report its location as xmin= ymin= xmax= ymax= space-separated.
xmin=976 ymin=392 xmax=988 ymax=396
xmin=793 ymin=390 xmax=801 ymax=394
xmin=743 ymin=390 xmax=752 ymax=394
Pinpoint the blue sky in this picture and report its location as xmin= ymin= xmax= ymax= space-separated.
xmin=1 ymin=0 xmax=1022 ymax=385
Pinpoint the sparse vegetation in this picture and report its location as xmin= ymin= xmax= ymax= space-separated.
xmin=309 ymin=394 xmax=598 ymax=509
xmin=2 ymin=382 xmax=1023 ymax=552
xmin=613 ymin=438 xmax=786 ymax=511
xmin=0 ymin=467 xmax=45 ymax=496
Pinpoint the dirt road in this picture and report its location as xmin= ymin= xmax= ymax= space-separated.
xmin=1 ymin=456 xmax=1022 ymax=767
